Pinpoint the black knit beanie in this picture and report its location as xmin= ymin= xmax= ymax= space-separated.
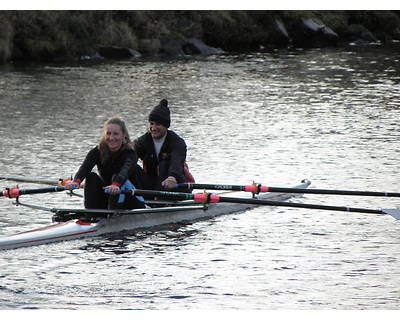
xmin=148 ymin=99 xmax=171 ymax=128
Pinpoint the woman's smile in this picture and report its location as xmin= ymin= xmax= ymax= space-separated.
xmin=105 ymin=123 xmax=126 ymax=151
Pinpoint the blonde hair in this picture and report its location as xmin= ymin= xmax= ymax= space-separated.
xmin=98 ymin=116 xmax=133 ymax=164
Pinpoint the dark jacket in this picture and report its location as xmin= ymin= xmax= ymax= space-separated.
xmin=134 ymin=130 xmax=187 ymax=182
xmin=74 ymin=146 xmax=139 ymax=187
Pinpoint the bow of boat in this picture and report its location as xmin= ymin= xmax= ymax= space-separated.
xmin=0 ymin=220 xmax=101 ymax=250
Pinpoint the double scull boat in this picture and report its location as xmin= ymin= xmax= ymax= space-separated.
xmin=0 ymin=179 xmax=311 ymax=250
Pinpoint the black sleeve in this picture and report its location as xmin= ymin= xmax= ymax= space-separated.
xmin=73 ymin=147 xmax=100 ymax=183
xmin=133 ymin=134 xmax=147 ymax=160
xmin=166 ymin=132 xmax=187 ymax=181
xmin=112 ymin=149 xmax=138 ymax=187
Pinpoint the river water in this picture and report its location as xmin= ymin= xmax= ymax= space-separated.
xmin=0 ymin=44 xmax=400 ymax=310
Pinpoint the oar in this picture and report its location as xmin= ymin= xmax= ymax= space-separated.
xmin=115 ymin=189 xmax=400 ymax=220
xmin=1 ymin=186 xmax=70 ymax=198
xmin=0 ymin=176 xmax=84 ymax=188
xmin=176 ymin=183 xmax=400 ymax=198
xmin=0 ymin=175 xmax=60 ymax=185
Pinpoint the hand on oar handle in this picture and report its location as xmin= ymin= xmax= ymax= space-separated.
xmin=64 ymin=181 xmax=80 ymax=190
xmin=103 ymin=184 xmax=120 ymax=195
xmin=162 ymin=176 xmax=177 ymax=190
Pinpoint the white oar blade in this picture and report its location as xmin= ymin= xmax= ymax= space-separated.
xmin=382 ymin=209 xmax=400 ymax=220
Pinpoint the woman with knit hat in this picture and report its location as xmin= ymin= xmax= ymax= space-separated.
xmin=134 ymin=99 xmax=194 ymax=190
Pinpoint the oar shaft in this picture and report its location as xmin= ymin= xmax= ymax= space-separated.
xmin=217 ymin=197 xmax=384 ymax=215
xmin=1 ymin=186 xmax=67 ymax=198
xmin=267 ymin=187 xmax=400 ymax=197
xmin=177 ymin=183 xmax=246 ymax=191
xmin=119 ymin=189 xmax=385 ymax=215
xmin=176 ymin=183 xmax=400 ymax=197
xmin=118 ymin=189 xmax=193 ymax=200
xmin=0 ymin=176 xmax=60 ymax=185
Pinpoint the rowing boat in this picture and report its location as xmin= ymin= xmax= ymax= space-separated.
xmin=0 ymin=180 xmax=311 ymax=250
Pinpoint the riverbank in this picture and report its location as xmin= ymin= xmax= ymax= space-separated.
xmin=1 ymin=10 xmax=400 ymax=63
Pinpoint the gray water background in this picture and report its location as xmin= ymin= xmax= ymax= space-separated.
xmin=0 ymin=44 xmax=400 ymax=309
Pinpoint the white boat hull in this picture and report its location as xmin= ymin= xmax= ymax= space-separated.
xmin=0 ymin=180 xmax=310 ymax=250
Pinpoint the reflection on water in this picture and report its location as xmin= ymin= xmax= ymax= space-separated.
xmin=1 ymin=44 xmax=400 ymax=309
xmin=80 ymin=224 xmax=199 ymax=255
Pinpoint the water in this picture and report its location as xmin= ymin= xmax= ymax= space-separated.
xmin=1 ymin=44 xmax=400 ymax=310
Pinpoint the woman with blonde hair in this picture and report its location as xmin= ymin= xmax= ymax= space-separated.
xmin=65 ymin=116 xmax=145 ymax=216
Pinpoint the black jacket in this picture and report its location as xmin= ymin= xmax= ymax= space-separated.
xmin=134 ymin=130 xmax=187 ymax=182
xmin=74 ymin=146 xmax=139 ymax=187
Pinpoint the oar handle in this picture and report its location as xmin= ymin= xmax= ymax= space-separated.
xmin=175 ymin=183 xmax=268 ymax=193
